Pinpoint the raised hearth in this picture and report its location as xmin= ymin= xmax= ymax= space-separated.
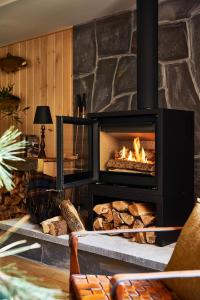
xmin=0 ymin=218 xmax=174 ymax=273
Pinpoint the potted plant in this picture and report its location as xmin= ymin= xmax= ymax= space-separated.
xmin=0 ymin=84 xmax=29 ymax=124
xmin=0 ymin=83 xmax=20 ymax=112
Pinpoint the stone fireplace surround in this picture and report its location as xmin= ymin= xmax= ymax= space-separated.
xmin=73 ymin=0 xmax=200 ymax=196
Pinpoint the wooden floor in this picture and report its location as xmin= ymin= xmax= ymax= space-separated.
xmin=0 ymin=256 xmax=69 ymax=295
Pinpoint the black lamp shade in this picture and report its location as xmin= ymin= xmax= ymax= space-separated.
xmin=33 ymin=106 xmax=53 ymax=124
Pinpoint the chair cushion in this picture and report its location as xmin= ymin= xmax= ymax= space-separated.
xmin=164 ymin=202 xmax=200 ymax=300
xmin=71 ymin=274 xmax=176 ymax=300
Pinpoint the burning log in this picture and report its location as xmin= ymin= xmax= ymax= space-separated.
xmin=107 ymin=159 xmax=155 ymax=173
xmin=115 ymin=149 xmax=155 ymax=163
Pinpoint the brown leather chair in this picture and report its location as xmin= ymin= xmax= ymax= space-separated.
xmin=70 ymin=202 xmax=200 ymax=300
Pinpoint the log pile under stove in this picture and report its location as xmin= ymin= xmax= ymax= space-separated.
xmin=106 ymin=137 xmax=155 ymax=174
xmin=93 ymin=201 xmax=156 ymax=244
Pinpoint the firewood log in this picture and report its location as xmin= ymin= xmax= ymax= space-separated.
xmin=146 ymin=231 xmax=156 ymax=244
xmin=13 ymin=175 xmax=22 ymax=186
xmin=135 ymin=232 xmax=146 ymax=243
xmin=120 ymin=212 xmax=134 ymax=225
xmin=113 ymin=209 xmax=124 ymax=227
xmin=107 ymin=159 xmax=155 ymax=173
xmin=130 ymin=235 xmax=136 ymax=242
xmin=49 ymin=220 xmax=68 ymax=236
xmin=60 ymin=200 xmax=85 ymax=232
xmin=102 ymin=221 xmax=114 ymax=230
xmin=0 ymin=205 xmax=7 ymax=211
xmin=140 ymin=214 xmax=156 ymax=226
xmin=93 ymin=203 xmax=112 ymax=215
xmin=120 ymin=225 xmax=134 ymax=238
xmin=18 ymin=192 xmax=25 ymax=199
xmin=41 ymin=216 xmax=64 ymax=234
xmin=12 ymin=195 xmax=23 ymax=206
xmin=133 ymin=218 xmax=145 ymax=228
xmin=132 ymin=218 xmax=146 ymax=243
xmin=4 ymin=196 xmax=12 ymax=206
xmin=129 ymin=203 xmax=154 ymax=217
xmin=112 ymin=201 xmax=129 ymax=212
xmin=93 ymin=217 xmax=104 ymax=230
xmin=102 ymin=209 xmax=113 ymax=222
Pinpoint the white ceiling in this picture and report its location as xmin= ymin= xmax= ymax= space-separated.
xmin=0 ymin=0 xmax=135 ymax=47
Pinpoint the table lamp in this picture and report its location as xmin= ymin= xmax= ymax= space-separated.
xmin=33 ymin=106 xmax=53 ymax=158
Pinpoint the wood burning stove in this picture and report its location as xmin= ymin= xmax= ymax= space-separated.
xmin=56 ymin=0 xmax=194 ymax=245
xmin=56 ymin=108 xmax=194 ymax=245
xmin=56 ymin=109 xmax=193 ymax=190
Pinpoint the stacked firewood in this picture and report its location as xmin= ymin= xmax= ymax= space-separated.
xmin=0 ymin=172 xmax=27 ymax=221
xmin=41 ymin=200 xmax=85 ymax=236
xmin=93 ymin=201 xmax=156 ymax=244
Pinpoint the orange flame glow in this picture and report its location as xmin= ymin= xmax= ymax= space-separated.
xmin=118 ymin=137 xmax=148 ymax=163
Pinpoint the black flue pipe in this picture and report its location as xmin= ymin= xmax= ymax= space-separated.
xmin=137 ymin=0 xmax=158 ymax=109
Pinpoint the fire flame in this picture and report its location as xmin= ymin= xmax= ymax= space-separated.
xmin=118 ymin=137 xmax=148 ymax=163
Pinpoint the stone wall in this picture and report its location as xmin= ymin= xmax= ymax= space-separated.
xmin=73 ymin=1 xmax=200 ymax=196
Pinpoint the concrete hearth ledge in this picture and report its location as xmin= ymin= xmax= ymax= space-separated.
xmin=0 ymin=219 xmax=174 ymax=271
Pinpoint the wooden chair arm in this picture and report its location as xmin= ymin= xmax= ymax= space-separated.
xmin=111 ymin=270 xmax=200 ymax=300
xmin=73 ymin=226 xmax=182 ymax=237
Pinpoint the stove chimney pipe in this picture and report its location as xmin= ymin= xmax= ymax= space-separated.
xmin=137 ymin=0 xmax=158 ymax=110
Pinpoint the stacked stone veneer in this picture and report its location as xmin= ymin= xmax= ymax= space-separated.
xmin=73 ymin=0 xmax=200 ymax=196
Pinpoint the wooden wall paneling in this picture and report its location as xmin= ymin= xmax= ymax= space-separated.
xmin=33 ymin=37 xmax=42 ymax=140
xmin=18 ymin=41 xmax=27 ymax=133
xmin=51 ymin=31 xmax=63 ymax=159
xmin=63 ymin=29 xmax=73 ymax=116
xmin=40 ymin=36 xmax=48 ymax=103
xmin=63 ymin=29 xmax=73 ymax=158
xmin=46 ymin=33 xmax=56 ymax=158
xmin=0 ymin=46 xmax=9 ymax=133
xmin=26 ymin=39 xmax=34 ymax=135
xmin=0 ymin=28 xmax=73 ymax=157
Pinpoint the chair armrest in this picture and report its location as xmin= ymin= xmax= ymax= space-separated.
xmin=111 ymin=270 xmax=200 ymax=300
xmin=72 ymin=226 xmax=182 ymax=237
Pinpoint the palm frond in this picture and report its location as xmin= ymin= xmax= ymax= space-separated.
xmin=0 ymin=215 xmax=30 ymax=245
xmin=0 ymin=271 xmax=64 ymax=300
xmin=0 ymin=126 xmax=27 ymax=191
xmin=0 ymin=218 xmax=65 ymax=299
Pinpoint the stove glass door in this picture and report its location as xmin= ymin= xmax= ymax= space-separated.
xmin=56 ymin=116 xmax=98 ymax=190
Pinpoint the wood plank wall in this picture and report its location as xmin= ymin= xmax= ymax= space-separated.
xmin=0 ymin=28 xmax=73 ymax=157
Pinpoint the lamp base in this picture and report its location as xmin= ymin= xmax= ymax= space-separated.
xmin=38 ymin=125 xmax=46 ymax=159
xmin=38 ymin=150 xmax=46 ymax=158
